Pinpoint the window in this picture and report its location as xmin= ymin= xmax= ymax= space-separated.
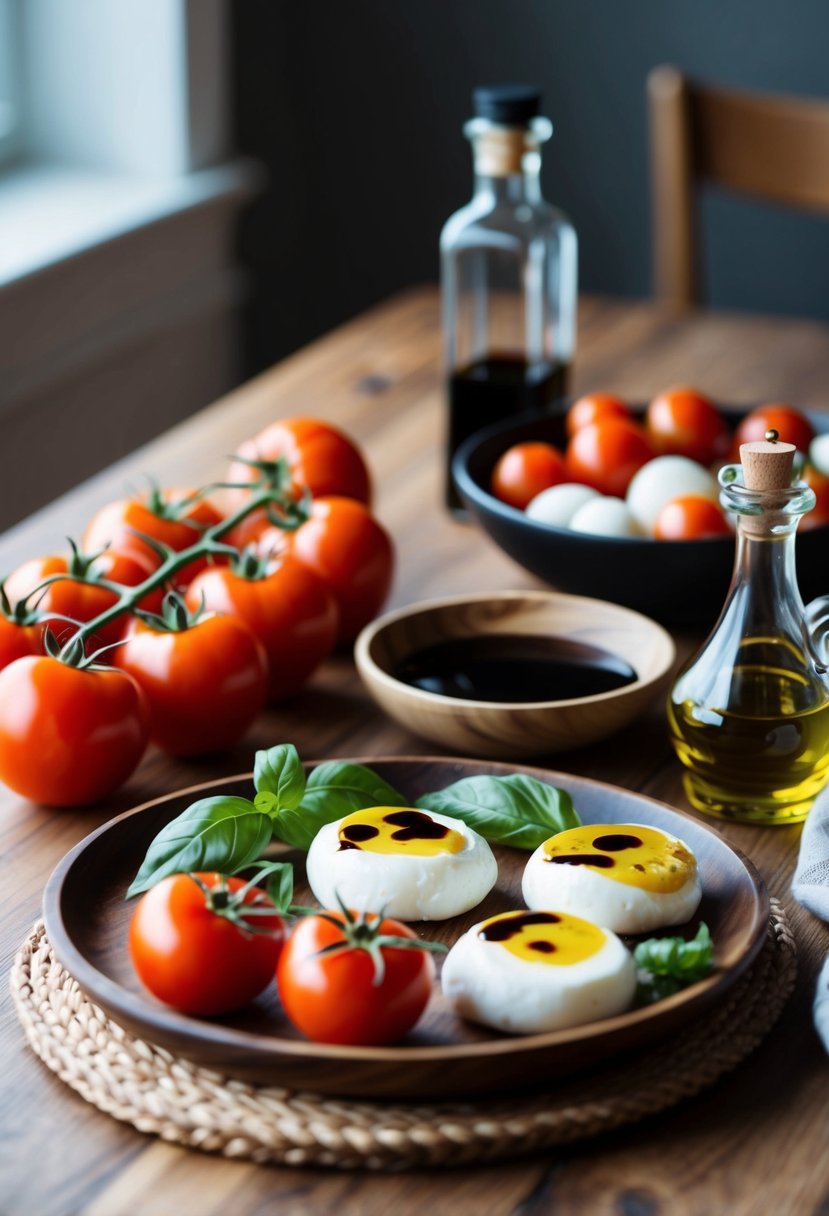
xmin=0 ymin=0 xmax=21 ymax=164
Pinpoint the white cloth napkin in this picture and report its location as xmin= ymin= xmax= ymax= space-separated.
xmin=792 ymin=786 xmax=829 ymax=1051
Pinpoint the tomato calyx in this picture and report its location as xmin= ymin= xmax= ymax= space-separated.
xmin=224 ymin=456 xmax=313 ymax=534
xmin=44 ymin=626 xmax=126 ymax=672
xmin=228 ymin=546 xmax=274 ymax=581
xmin=0 ymin=581 xmax=42 ymax=628
xmin=304 ymin=897 xmax=447 ymax=987
xmin=144 ymin=483 xmax=212 ymax=523
xmin=187 ymin=871 xmax=284 ymax=938
xmin=135 ymin=590 xmax=206 ymax=633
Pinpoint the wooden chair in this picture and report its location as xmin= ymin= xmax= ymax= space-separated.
xmin=647 ymin=65 xmax=829 ymax=310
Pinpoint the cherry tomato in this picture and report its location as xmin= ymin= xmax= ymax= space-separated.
xmin=799 ymin=465 xmax=829 ymax=531
xmin=0 ymin=614 xmax=38 ymax=671
xmin=653 ymin=495 xmax=733 ymax=540
xmin=82 ymin=489 xmax=223 ymax=587
xmin=280 ymin=497 xmax=394 ymax=644
xmin=0 ymin=656 xmax=150 ymax=805
xmin=490 ymin=442 xmax=568 ymax=510
xmin=130 ymin=873 xmax=284 ymax=1016
xmin=116 ymin=614 xmax=268 ymax=756
xmin=733 ymin=404 xmax=815 ymax=456
xmin=185 ymin=556 xmax=338 ymax=700
xmin=565 ymin=393 xmax=631 ymax=438
xmin=277 ymin=910 xmax=435 ymax=1045
xmin=4 ymin=550 xmax=158 ymax=648
xmin=645 ymin=387 xmax=730 ymax=466
xmin=565 ymin=419 xmax=656 ymax=498
xmin=225 ymin=417 xmax=371 ymax=529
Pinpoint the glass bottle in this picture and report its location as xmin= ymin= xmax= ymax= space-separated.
xmin=441 ymin=84 xmax=578 ymax=514
xmin=667 ymin=435 xmax=829 ymax=825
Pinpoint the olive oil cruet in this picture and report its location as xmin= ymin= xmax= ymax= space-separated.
xmin=668 ymin=431 xmax=829 ymax=825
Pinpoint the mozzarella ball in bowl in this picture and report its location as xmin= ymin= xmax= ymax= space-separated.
xmin=569 ymin=496 xmax=645 ymax=538
xmin=626 ymin=456 xmax=718 ymax=534
xmin=526 ymin=483 xmax=599 ymax=526
xmin=306 ymin=806 xmax=497 ymax=921
xmin=522 ymin=823 xmax=702 ymax=934
xmin=441 ymin=908 xmax=636 ymax=1034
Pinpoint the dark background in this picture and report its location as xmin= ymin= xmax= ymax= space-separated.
xmin=232 ymin=0 xmax=829 ymax=376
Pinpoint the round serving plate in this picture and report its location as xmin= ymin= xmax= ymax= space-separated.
xmin=43 ymin=757 xmax=769 ymax=1101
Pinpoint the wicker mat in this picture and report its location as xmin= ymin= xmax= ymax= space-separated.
xmin=11 ymin=902 xmax=795 ymax=1171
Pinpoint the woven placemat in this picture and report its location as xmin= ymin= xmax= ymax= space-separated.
xmin=11 ymin=901 xmax=795 ymax=1171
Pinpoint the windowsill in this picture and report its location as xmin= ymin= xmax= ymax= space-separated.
xmin=0 ymin=159 xmax=260 ymax=288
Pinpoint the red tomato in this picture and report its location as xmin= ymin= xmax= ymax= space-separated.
xmin=565 ymin=419 xmax=656 ymax=498
xmin=185 ymin=556 xmax=339 ymax=700
xmin=645 ymin=387 xmax=730 ymax=466
xmin=281 ymin=497 xmax=394 ymax=644
xmin=490 ymin=442 xmax=568 ymax=510
xmin=277 ymin=910 xmax=435 ymax=1045
xmin=130 ymin=872 xmax=284 ymax=1015
xmin=799 ymin=465 xmax=829 ymax=531
xmin=733 ymin=404 xmax=815 ymax=456
xmin=82 ymin=489 xmax=223 ymax=587
xmin=225 ymin=418 xmax=371 ymax=528
xmin=653 ymin=495 xmax=732 ymax=540
xmin=4 ymin=550 xmax=158 ymax=648
xmin=0 ymin=614 xmax=38 ymax=672
xmin=565 ymin=393 xmax=631 ymax=438
xmin=116 ymin=614 xmax=268 ymax=756
xmin=0 ymin=657 xmax=149 ymax=805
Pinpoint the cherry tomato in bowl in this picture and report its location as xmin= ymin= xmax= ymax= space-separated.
xmin=653 ymin=495 xmax=732 ymax=540
xmin=565 ymin=393 xmax=631 ymax=437
xmin=490 ymin=442 xmax=567 ymax=510
xmin=277 ymin=908 xmax=439 ymax=1045
xmin=565 ymin=419 xmax=656 ymax=498
xmin=732 ymin=404 xmax=815 ymax=456
xmin=130 ymin=872 xmax=284 ymax=1016
xmin=645 ymin=387 xmax=730 ymax=466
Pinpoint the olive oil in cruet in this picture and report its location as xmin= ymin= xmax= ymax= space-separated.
xmin=667 ymin=432 xmax=829 ymax=824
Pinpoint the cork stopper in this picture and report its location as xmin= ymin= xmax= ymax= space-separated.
xmin=739 ymin=429 xmax=796 ymax=491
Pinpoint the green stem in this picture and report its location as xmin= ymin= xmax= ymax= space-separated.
xmin=63 ymin=487 xmax=304 ymax=660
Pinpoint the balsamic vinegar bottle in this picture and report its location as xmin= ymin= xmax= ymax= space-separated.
xmin=441 ymin=84 xmax=577 ymax=514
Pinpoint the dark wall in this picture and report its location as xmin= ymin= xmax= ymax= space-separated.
xmin=232 ymin=0 xmax=829 ymax=375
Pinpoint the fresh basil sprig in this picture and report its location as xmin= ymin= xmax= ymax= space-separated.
xmin=634 ymin=922 xmax=713 ymax=1004
xmin=127 ymin=743 xmax=581 ymax=897
xmin=417 ymin=774 xmax=579 ymax=849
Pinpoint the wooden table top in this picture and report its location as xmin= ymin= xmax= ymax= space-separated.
xmin=2 ymin=287 xmax=828 ymax=1216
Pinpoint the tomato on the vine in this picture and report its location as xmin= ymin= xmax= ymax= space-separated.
xmin=5 ymin=549 xmax=159 ymax=647
xmin=653 ymin=495 xmax=732 ymax=540
xmin=0 ymin=614 xmax=38 ymax=672
xmin=82 ymin=488 xmax=223 ymax=586
xmin=276 ymin=496 xmax=394 ymax=644
xmin=116 ymin=608 xmax=268 ymax=756
xmin=277 ymin=908 xmax=438 ymax=1045
xmin=565 ymin=393 xmax=631 ymax=438
xmin=226 ymin=417 xmax=371 ymax=513
xmin=0 ymin=656 xmax=150 ymax=805
xmin=733 ymin=404 xmax=815 ymax=455
xmin=645 ymin=387 xmax=729 ymax=466
xmin=490 ymin=442 xmax=567 ymax=510
xmin=566 ymin=419 xmax=656 ymax=498
xmin=185 ymin=554 xmax=338 ymax=700
xmin=130 ymin=872 xmax=284 ymax=1015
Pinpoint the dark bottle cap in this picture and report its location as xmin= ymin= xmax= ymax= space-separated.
xmin=473 ymin=84 xmax=541 ymax=125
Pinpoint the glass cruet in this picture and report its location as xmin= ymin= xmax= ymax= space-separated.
xmin=667 ymin=432 xmax=829 ymax=825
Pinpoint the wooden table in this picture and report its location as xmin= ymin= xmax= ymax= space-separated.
xmin=2 ymin=288 xmax=828 ymax=1216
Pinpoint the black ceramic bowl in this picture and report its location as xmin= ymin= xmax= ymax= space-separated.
xmin=453 ymin=404 xmax=829 ymax=627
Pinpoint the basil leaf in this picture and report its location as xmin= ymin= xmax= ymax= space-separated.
xmin=634 ymin=922 xmax=712 ymax=981
xmin=127 ymin=796 xmax=273 ymax=897
xmin=253 ymin=744 xmax=306 ymax=809
xmin=266 ymin=862 xmax=294 ymax=913
xmin=416 ymin=774 xmax=580 ymax=849
xmin=288 ymin=761 xmax=408 ymax=845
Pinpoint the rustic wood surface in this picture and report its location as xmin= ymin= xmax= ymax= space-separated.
xmin=1 ymin=286 xmax=829 ymax=1215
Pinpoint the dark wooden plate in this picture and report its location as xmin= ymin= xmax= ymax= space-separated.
xmin=43 ymin=757 xmax=769 ymax=1101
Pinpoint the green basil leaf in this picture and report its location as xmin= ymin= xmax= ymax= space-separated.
xmin=253 ymin=744 xmax=306 ymax=809
xmin=278 ymin=761 xmax=408 ymax=850
xmin=127 ymin=796 xmax=273 ymax=897
xmin=266 ymin=862 xmax=294 ymax=913
xmin=634 ymin=922 xmax=713 ymax=982
xmin=416 ymin=774 xmax=580 ymax=849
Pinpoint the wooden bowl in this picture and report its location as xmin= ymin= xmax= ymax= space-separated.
xmin=452 ymin=405 xmax=829 ymax=626
xmin=354 ymin=591 xmax=675 ymax=758
xmin=43 ymin=758 xmax=768 ymax=1101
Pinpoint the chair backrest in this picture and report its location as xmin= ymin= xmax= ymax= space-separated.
xmin=648 ymin=65 xmax=829 ymax=310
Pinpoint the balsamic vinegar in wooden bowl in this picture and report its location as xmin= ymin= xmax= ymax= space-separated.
xmin=354 ymin=590 xmax=675 ymax=758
